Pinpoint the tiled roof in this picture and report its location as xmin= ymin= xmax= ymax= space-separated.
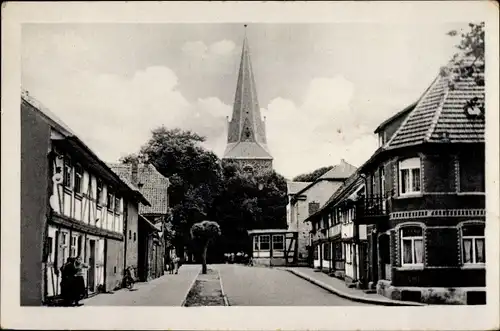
xmin=108 ymin=163 xmax=169 ymax=215
xmin=386 ymin=61 xmax=485 ymax=149
xmin=222 ymin=141 xmax=273 ymax=159
xmin=319 ymin=159 xmax=357 ymax=180
xmin=305 ymin=171 xmax=364 ymax=223
xmin=286 ymin=181 xmax=312 ymax=195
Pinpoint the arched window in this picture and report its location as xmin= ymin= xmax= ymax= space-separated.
xmin=461 ymin=223 xmax=485 ymax=264
xmin=400 ymin=226 xmax=424 ymax=266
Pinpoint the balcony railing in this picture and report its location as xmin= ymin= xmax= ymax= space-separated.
xmin=355 ymin=193 xmax=390 ymax=219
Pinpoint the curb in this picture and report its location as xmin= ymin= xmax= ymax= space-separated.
xmin=180 ymin=267 xmax=202 ymax=307
xmin=217 ymin=268 xmax=230 ymax=306
xmin=285 ymin=269 xmax=425 ymax=306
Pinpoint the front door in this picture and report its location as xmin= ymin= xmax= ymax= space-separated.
xmin=88 ymin=240 xmax=96 ymax=291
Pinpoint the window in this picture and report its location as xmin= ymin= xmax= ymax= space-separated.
xmin=259 ymin=235 xmax=270 ymax=250
xmin=379 ymin=133 xmax=384 ymax=147
xmin=74 ymin=164 xmax=83 ymax=194
xmin=314 ymin=245 xmax=319 ymax=260
xmin=96 ymin=179 xmax=103 ymax=206
xmin=129 ymin=230 xmax=132 ymax=240
xmin=399 ymin=157 xmax=421 ymax=195
xmin=380 ymin=166 xmax=385 ymax=195
xmin=400 ymin=226 xmax=424 ymax=266
xmin=107 ymin=189 xmax=114 ymax=210
xmin=114 ymin=196 xmax=121 ymax=213
xmin=324 ymin=243 xmax=331 ymax=260
xmin=462 ymin=224 xmax=485 ymax=264
xmin=253 ymin=236 xmax=259 ymax=251
xmin=63 ymin=158 xmax=73 ymax=189
xmin=272 ymin=235 xmax=284 ymax=251
xmin=70 ymin=235 xmax=77 ymax=258
xmin=133 ymin=232 xmax=136 ymax=242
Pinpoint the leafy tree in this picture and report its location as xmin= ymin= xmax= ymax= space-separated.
xmin=210 ymin=163 xmax=287 ymax=257
xmin=445 ymin=22 xmax=485 ymax=116
xmin=190 ymin=220 xmax=221 ymax=274
xmin=123 ymin=127 xmax=223 ymax=261
xmin=293 ymin=166 xmax=333 ymax=182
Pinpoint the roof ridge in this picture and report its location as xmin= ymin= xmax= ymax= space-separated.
xmin=425 ymin=77 xmax=450 ymax=142
xmin=385 ymin=74 xmax=440 ymax=149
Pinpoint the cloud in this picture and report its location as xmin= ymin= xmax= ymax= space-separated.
xmin=182 ymin=39 xmax=236 ymax=58
xmin=22 ymin=61 xmax=231 ymax=162
xmin=263 ymin=76 xmax=378 ymax=178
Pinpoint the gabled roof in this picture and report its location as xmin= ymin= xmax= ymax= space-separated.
xmin=286 ymin=181 xmax=312 ymax=196
xmin=386 ymin=60 xmax=485 ymax=149
xmin=374 ymin=101 xmax=418 ymax=134
xmin=108 ymin=163 xmax=169 ymax=215
xmin=304 ymin=171 xmax=365 ymax=223
xmin=291 ymin=159 xmax=357 ymax=200
xmin=222 ymin=141 xmax=273 ymax=160
xmin=318 ymin=159 xmax=357 ymax=180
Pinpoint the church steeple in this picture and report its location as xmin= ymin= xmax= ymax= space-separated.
xmin=227 ymin=27 xmax=267 ymax=145
xmin=223 ymin=26 xmax=272 ymax=171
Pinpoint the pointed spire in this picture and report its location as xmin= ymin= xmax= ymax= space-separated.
xmin=226 ymin=26 xmax=267 ymax=145
xmin=223 ymin=26 xmax=272 ymax=162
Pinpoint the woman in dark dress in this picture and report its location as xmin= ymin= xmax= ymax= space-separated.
xmin=60 ymin=257 xmax=76 ymax=306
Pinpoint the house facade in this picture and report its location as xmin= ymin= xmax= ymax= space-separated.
xmin=21 ymin=91 xmax=149 ymax=306
xmin=305 ymin=173 xmax=367 ymax=284
xmin=286 ymin=160 xmax=357 ymax=265
xmin=355 ymin=63 xmax=486 ymax=304
xmin=109 ymin=162 xmax=170 ymax=282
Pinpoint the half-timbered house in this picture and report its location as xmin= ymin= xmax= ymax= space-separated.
xmin=20 ymin=91 xmax=149 ymax=306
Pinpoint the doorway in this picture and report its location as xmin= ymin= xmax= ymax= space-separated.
xmin=88 ymin=240 xmax=96 ymax=292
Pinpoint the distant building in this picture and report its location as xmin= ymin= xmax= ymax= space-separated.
xmin=305 ymin=172 xmax=366 ymax=283
xmin=222 ymin=30 xmax=273 ymax=173
xmin=21 ymin=90 xmax=149 ymax=306
xmin=109 ymin=162 xmax=170 ymax=282
xmin=286 ymin=160 xmax=357 ymax=265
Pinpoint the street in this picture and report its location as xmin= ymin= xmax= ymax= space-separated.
xmin=218 ymin=264 xmax=370 ymax=306
xmin=82 ymin=264 xmax=372 ymax=306
xmin=83 ymin=264 xmax=200 ymax=306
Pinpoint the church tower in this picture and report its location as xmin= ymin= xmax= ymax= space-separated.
xmin=222 ymin=26 xmax=273 ymax=173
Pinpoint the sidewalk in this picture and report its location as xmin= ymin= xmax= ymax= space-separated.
xmin=284 ymin=267 xmax=425 ymax=306
xmin=82 ymin=265 xmax=200 ymax=306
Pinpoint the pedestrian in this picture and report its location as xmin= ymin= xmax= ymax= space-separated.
xmin=170 ymin=250 xmax=179 ymax=274
xmin=72 ymin=255 xmax=89 ymax=306
xmin=60 ymin=257 xmax=76 ymax=306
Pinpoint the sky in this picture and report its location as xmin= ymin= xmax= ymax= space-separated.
xmin=22 ymin=23 xmax=468 ymax=179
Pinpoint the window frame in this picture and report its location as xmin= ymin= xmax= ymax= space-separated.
xmin=272 ymin=234 xmax=285 ymax=251
xmin=74 ymin=164 xmax=83 ymax=196
xmin=461 ymin=223 xmax=485 ymax=265
xmin=96 ymin=179 xmax=104 ymax=207
xmin=259 ymin=235 xmax=270 ymax=251
xmin=400 ymin=226 xmax=424 ymax=266
xmin=398 ymin=157 xmax=422 ymax=196
xmin=63 ymin=157 xmax=73 ymax=190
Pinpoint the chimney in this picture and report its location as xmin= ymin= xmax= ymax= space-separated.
xmin=131 ymin=159 xmax=138 ymax=186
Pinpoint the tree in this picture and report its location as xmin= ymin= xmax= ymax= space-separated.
xmin=210 ymin=163 xmax=288 ymax=256
xmin=445 ymin=22 xmax=485 ymax=116
xmin=122 ymin=127 xmax=223 ymax=261
xmin=293 ymin=165 xmax=333 ymax=182
xmin=190 ymin=220 xmax=221 ymax=274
